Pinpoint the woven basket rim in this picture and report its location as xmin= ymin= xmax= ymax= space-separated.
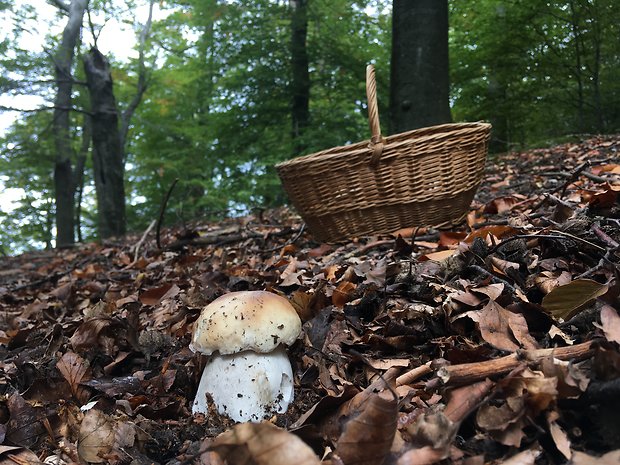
xmin=276 ymin=121 xmax=491 ymax=168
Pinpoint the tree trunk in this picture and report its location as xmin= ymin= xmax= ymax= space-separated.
xmin=83 ymin=47 xmax=126 ymax=239
xmin=290 ymin=0 xmax=310 ymax=154
xmin=52 ymin=0 xmax=89 ymax=247
xmin=390 ymin=0 xmax=451 ymax=133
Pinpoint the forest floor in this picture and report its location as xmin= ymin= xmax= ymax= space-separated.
xmin=0 ymin=135 xmax=619 ymax=465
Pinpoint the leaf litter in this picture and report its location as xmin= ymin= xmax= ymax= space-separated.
xmin=0 ymin=135 xmax=619 ymax=464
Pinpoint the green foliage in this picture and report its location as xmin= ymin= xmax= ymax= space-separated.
xmin=3 ymin=0 xmax=620 ymax=252
xmin=126 ymin=0 xmax=391 ymax=231
xmin=450 ymin=0 xmax=620 ymax=151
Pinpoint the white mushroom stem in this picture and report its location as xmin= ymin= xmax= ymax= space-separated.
xmin=192 ymin=346 xmax=294 ymax=423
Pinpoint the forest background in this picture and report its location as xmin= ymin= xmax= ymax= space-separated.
xmin=0 ymin=0 xmax=618 ymax=253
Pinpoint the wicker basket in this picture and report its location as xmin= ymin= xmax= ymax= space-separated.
xmin=276 ymin=65 xmax=491 ymax=242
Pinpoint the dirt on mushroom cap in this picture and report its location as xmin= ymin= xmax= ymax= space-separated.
xmin=190 ymin=290 xmax=302 ymax=355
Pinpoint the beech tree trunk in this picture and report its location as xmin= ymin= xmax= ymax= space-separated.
xmin=52 ymin=0 xmax=89 ymax=247
xmin=389 ymin=0 xmax=451 ymax=133
xmin=290 ymin=0 xmax=310 ymax=154
xmin=83 ymin=47 xmax=126 ymax=239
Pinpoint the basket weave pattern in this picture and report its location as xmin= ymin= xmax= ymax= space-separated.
xmin=276 ymin=66 xmax=491 ymax=242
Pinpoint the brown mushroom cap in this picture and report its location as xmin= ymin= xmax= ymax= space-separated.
xmin=190 ymin=290 xmax=302 ymax=355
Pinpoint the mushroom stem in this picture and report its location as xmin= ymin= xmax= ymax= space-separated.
xmin=193 ymin=346 xmax=294 ymax=422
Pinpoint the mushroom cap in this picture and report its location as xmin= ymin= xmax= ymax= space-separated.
xmin=190 ymin=290 xmax=302 ymax=355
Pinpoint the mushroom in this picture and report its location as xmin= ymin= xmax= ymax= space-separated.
xmin=190 ymin=290 xmax=302 ymax=422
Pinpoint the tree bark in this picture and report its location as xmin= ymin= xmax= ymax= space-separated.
xmin=52 ymin=0 xmax=89 ymax=247
xmin=83 ymin=47 xmax=126 ymax=239
xmin=389 ymin=0 xmax=451 ymax=133
xmin=290 ymin=0 xmax=310 ymax=154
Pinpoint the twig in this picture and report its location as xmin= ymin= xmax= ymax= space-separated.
xmin=437 ymin=340 xmax=598 ymax=386
xmin=591 ymin=223 xmax=620 ymax=249
xmin=156 ymin=178 xmax=179 ymax=249
xmin=531 ymin=160 xmax=590 ymax=211
xmin=132 ymin=219 xmax=157 ymax=263
xmin=396 ymin=361 xmax=432 ymax=386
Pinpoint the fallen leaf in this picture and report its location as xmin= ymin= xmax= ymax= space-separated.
xmin=77 ymin=409 xmax=115 ymax=463
xmin=5 ymin=393 xmax=47 ymax=448
xmin=335 ymin=390 xmax=398 ymax=465
xmin=542 ymin=279 xmax=609 ymax=320
xmin=419 ymin=249 xmax=456 ymax=262
xmin=0 ymin=445 xmax=41 ymax=463
xmin=500 ymin=447 xmax=542 ymax=465
xmin=533 ymin=271 xmax=572 ymax=295
xmin=139 ymin=283 xmax=180 ymax=306
xmin=56 ymin=351 xmax=90 ymax=398
xmin=208 ymin=422 xmax=320 ymax=465
xmin=571 ymin=450 xmax=620 ymax=465
xmin=547 ymin=412 xmax=571 ymax=460
xmin=465 ymin=225 xmax=518 ymax=243
xmin=460 ymin=301 xmax=538 ymax=352
xmin=600 ymin=305 xmax=620 ymax=344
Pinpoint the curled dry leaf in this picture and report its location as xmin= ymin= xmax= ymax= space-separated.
xmin=77 ymin=409 xmax=115 ymax=463
xmin=500 ymin=446 xmax=542 ymax=465
xmin=397 ymin=411 xmax=457 ymax=465
xmin=208 ymin=422 xmax=321 ymax=465
xmin=460 ymin=300 xmax=538 ymax=352
xmin=600 ymin=305 xmax=620 ymax=345
xmin=571 ymin=449 xmax=620 ymax=465
xmin=139 ymin=283 xmax=180 ymax=306
xmin=69 ymin=317 xmax=116 ymax=353
xmin=547 ymin=411 xmax=571 ymax=460
xmin=335 ymin=390 xmax=398 ymax=465
xmin=6 ymin=393 xmax=47 ymax=448
xmin=0 ymin=445 xmax=41 ymax=464
xmin=56 ymin=351 xmax=90 ymax=398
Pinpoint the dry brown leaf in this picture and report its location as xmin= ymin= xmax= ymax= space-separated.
xmin=571 ymin=449 xmax=620 ymax=465
xmin=547 ymin=412 xmax=571 ymax=460
xmin=208 ymin=422 xmax=320 ymax=465
xmin=0 ymin=445 xmax=41 ymax=464
xmin=396 ymin=445 xmax=449 ymax=465
xmin=139 ymin=283 xmax=180 ymax=306
xmin=464 ymin=225 xmax=518 ymax=243
xmin=5 ymin=393 xmax=47 ymax=448
xmin=418 ymin=249 xmax=456 ymax=262
xmin=335 ymin=390 xmax=398 ymax=465
xmin=399 ymin=410 xmax=457 ymax=463
xmin=500 ymin=447 xmax=542 ymax=465
xmin=533 ymin=271 xmax=572 ymax=295
xmin=332 ymin=281 xmax=356 ymax=308
xmin=56 ymin=351 xmax=90 ymax=398
xmin=77 ymin=409 xmax=115 ymax=463
xmin=539 ymin=358 xmax=590 ymax=399
xmin=600 ymin=305 xmax=620 ymax=344
xmin=69 ymin=317 xmax=115 ymax=353
xmin=470 ymin=283 xmax=505 ymax=301
xmin=460 ymin=301 xmax=538 ymax=351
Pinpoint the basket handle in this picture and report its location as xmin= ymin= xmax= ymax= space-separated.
xmin=366 ymin=64 xmax=384 ymax=165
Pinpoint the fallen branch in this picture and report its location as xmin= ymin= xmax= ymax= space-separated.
xmin=434 ymin=340 xmax=598 ymax=386
xmin=131 ymin=219 xmax=157 ymax=263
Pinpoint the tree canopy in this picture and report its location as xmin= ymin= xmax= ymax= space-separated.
xmin=0 ymin=0 xmax=619 ymax=251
